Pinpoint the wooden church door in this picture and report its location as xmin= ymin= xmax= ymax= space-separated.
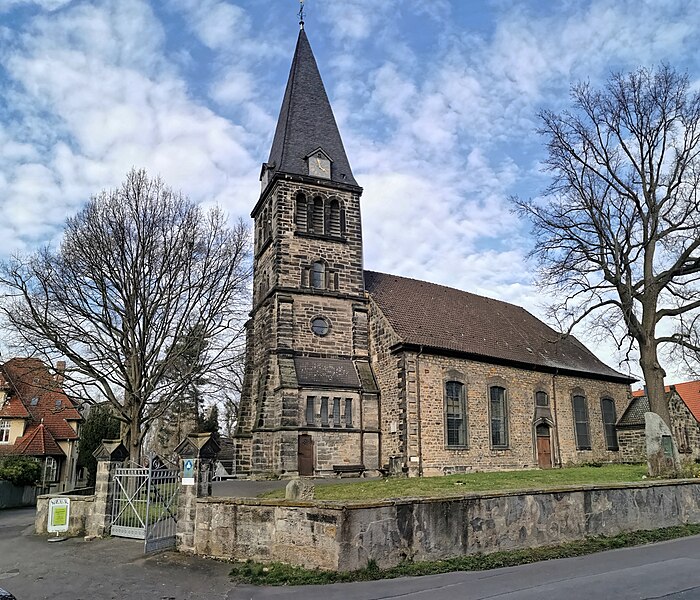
xmin=536 ymin=424 xmax=552 ymax=469
xmin=298 ymin=434 xmax=314 ymax=476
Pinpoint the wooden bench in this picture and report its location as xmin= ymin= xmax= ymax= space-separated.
xmin=332 ymin=464 xmax=366 ymax=477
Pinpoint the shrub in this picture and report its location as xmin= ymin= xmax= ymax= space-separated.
xmin=0 ymin=456 xmax=42 ymax=487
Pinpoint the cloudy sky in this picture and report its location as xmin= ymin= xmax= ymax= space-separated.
xmin=1 ymin=0 xmax=699 ymax=383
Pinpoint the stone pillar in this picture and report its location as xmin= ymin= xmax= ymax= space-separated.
xmin=88 ymin=439 xmax=128 ymax=537
xmin=174 ymin=433 xmax=220 ymax=553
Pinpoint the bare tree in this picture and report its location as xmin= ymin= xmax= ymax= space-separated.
xmin=0 ymin=169 xmax=251 ymax=461
xmin=514 ymin=65 xmax=700 ymax=427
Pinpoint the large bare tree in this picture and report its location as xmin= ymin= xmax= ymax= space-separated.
xmin=0 ymin=169 xmax=251 ymax=461
xmin=515 ymin=65 xmax=700 ymax=427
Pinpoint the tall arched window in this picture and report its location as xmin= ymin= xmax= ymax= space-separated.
xmin=329 ymin=199 xmax=341 ymax=236
xmin=295 ymin=193 xmax=307 ymax=232
xmin=312 ymin=197 xmax=324 ymax=234
xmin=535 ymin=391 xmax=549 ymax=407
xmin=572 ymin=394 xmax=591 ymax=450
xmin=445 ymin=381 xmax=467 ymax=447
xmin=311 ymin=261 xmax=325 ymax=289
xmin=600 ymin=398 xmax=618 ymax=450
xmin=490 ymin=386 xmax=508 ymax=447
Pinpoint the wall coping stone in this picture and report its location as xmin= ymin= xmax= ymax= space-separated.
xmin=36 ymin=494 xmax=96 ymax=502
xmin=198 ymin=478 xmax=698 ymax=510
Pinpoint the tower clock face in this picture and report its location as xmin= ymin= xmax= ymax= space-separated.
xmin=308 ymin=153 xmax=331 ymax=179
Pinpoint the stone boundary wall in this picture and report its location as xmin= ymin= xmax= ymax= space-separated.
xmin=191 ymin=480 xmax=700 ymax=571
xmin=0 ymin=481 xmax=38 ymax=509
xmin=35 ymin=494 xmax=96 ymax=537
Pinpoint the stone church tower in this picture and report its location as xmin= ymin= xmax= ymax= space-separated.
xmin=234 ymin=28 xmax=380 ymax=476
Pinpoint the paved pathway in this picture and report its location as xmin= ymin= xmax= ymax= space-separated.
xmin=3 ymin=506 xmax=700 ymax=599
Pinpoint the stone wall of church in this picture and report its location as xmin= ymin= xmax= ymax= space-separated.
xmin=617 ymin=428 xmax=646 ymax=462
xmin=368 ymin=300 xmax=404 ymax=470
xmin=371 ymin=339 xmax=630 ymax=475
xmin=268 ymin=181 xmax=364 ymax=297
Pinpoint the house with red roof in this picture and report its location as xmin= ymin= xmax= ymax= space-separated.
xmin=617 ymin=381 xmax=700 ymax=462
xmin=0 ymin=358 xmax=82 ymax=492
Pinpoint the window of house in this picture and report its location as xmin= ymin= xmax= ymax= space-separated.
xmin=295 ymin=193 xmax=307 ymax=232
xmin=600 ymin=398 xmax=619 ymax=450
xmin=490 ymin=386 xmax=508 ymax=447
xmin=305 ymin=397 xmax=315 ymax=425
xmin=43 ymin=457 xmax=58 ymax=482
xmin=344 ymin=398 xmax=352 ymax=427
xmin=573 ymin=394 xmax=591 ymax=450
xmin=445 ymin=381 xmax=467 ymax=447
xmin=535 ymin=391 xmax=549 ymax=407
xmin=312 ymin=197 xmax=324 ymax=234
xmin=333 ymin=398 xmax=341 ymax=426
xmin=311 ymin=261 xmax=325 ymax=289
xmin=320 ymin=397 xmax=329 ymax=426
xmin=0 ymin=419 xmax=10 ymax=443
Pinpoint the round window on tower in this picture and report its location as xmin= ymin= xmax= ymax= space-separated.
xmin=310 ymin=316 xmax=330 ymax=337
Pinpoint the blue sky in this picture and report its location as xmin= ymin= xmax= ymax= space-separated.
xmin=1 ymin=0 xmax=699 ymax=382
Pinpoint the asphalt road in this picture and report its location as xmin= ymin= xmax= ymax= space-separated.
xmin=2 ymin=506 xmax=700 ymax=599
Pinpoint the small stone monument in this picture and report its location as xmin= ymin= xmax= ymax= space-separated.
xmin=645 ymin=412 xmax=681 ymax=477
xmin=285 ymin=478 xmax=315 ymax=500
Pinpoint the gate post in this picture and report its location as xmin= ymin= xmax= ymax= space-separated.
xmin=174 ymin=433 xmax=220 ymax=553
xmin=89 ymin=439 xmax=129 ymax=537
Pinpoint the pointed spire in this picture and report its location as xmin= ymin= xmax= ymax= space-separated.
xmin=265 ymin=29 xmax=358 ymax=187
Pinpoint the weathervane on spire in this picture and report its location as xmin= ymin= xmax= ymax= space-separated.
xmin=298 ymin=0 xmax=305 ymax=30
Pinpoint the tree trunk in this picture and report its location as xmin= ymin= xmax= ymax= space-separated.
xmin=639 ymin=340 xmax=671 ymax=428
xmin=129 ymin=416 xmax=141 ymax=464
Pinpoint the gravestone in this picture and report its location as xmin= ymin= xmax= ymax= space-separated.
xmin=645 ymin=412 xmax=681 ymax=477
xmin=285 ymin=478 xmax=315 ymax=500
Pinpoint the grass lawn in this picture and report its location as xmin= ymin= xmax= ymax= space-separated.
xmin=260 ymin=464 xmax=648 ymax=501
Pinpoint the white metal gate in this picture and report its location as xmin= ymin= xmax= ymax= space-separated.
xmin=111 ymin=458 xmax=180 ymax=553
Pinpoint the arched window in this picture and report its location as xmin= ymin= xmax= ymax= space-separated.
xmin=312 ymin=197 xmax=324 ymax=234
xmin=445 ymin=381 xmax=467 ymax=447
xmin=489 ymin=386 xmax=508 ymax=447
xmin=329 ymin=199 xmax=341 ymax=236
xmin=600 ymin=398 xmax=618 ymax=450
xmin=295 ymin=193 xmax=307 ymax=232
xmin=572 ymin=394 xmax=591 ymax=450
xmin=311 ymin=261 xmax=325 ymax=289
xmin=535 ymin=391 xmax=549 ymax=407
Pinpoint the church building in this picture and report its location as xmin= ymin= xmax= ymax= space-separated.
xmin=233 ymin=27 xmax=634 ymax=477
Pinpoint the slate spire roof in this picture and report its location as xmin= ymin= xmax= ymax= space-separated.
xmin=364 ymin=270 xmax=634 ymax=383
xmin=266 ymin=29 xmax=358 ymax=187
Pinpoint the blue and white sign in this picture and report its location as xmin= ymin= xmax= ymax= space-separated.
xmin=182 ymin=459 xmax=195 ymax=486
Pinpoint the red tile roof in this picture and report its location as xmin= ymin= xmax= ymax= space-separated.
xmin=13 ymin=423 xmax=65 ymax=457
xmin=1 ymin=358 xmax=81 ymax=444
xmin=0 ymin=395 xmax=30 ymax=418
xmin=633 ymin=380 xmax=700 ymax=422
xmin=365 ymin=271 xmax=634 ymax=383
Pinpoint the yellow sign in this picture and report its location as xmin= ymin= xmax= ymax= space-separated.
xmin=52 ymin=506 xmax=67 ymax=527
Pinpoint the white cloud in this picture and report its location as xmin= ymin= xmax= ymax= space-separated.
xmin=0 ymin=0 xmax=262 ymax=255
xmin=1 ymin=0 xmax=71 ymax=11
